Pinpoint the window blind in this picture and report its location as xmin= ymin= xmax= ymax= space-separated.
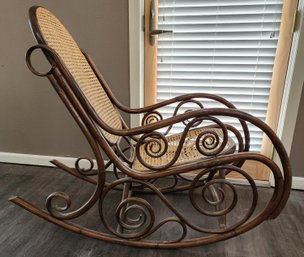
xmin=157 ymin=0 xmax=283 ymax=152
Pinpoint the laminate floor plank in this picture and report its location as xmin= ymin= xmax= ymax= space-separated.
xmin=0 ymin=163 xmax=303 ymax=257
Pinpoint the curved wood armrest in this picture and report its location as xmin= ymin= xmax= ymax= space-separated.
xmin=89 ymin=108 xmax=240 ymax=137
xmin=114 ymin=93 xmax=235 ymax=115
xmin=88 ymin=107 xmax=249 ymax=157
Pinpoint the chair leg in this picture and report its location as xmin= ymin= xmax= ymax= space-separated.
xmin=218 ymin=168 xmax=227 ymax=229
xmin=208 ymin=169 xmax=227 ymax=229
xmin=116 ymin=176 xmax=132 ymax=234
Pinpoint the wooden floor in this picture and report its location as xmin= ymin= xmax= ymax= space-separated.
xmin=0 ymin=163 xmax=303 ymax=257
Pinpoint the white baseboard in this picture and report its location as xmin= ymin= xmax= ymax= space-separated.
xmin=1 ymin=152 xmax=303 ymax=190
xmin=0 ymin=152 xmax=97 ymax=169
xmin=272 ymin=175 xmax=304 ymax=190
xmin=292 ymin=177 xmax=304 ymax=190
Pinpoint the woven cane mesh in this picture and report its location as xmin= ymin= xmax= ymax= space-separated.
xmin=133 ymin=127 xmax=235 ymax=171
xmin=36 ymin=7 xmax=122 ymax=144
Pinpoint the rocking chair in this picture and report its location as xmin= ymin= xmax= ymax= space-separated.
xmin=9 ymin=6 xmax=291 ymax=248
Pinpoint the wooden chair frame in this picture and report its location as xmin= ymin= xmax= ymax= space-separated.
xmin=9 ymin=6 xmax=291 ymax=249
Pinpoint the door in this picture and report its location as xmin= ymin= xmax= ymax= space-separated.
xmin=144 ymin=0 xmax=299 ymax=180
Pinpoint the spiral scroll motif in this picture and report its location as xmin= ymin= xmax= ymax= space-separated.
xmin=115 ymin=198 xmax=155 ymax=239
xmin=162 ymin=100 xmax=205 ymax=135
xmin=178 ymin=100 xmax=204 ymax=127
xmin=75 ymin=157 xmax=97 ymax=176
xmin=189 ymin=165 xmax=258 ymax=233
xmin=99 ymin=178 xmax=188 ymax=242
xmin=195 ymin=117 xmax=229 ymax=157
xmin=192 ymin=179 xmax=238 ymax=217
xmin=142 ymin=111 xmax=163 ymax=126
xmin=137 ymin=132 xmax=168 ymax=159
xmin=196 ymin=131 xmax=220 ymax=155
xmin=46 ymin=192 xmax=71 ymax=215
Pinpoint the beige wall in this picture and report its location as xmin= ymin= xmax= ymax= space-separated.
xmin=0 ymin=1 xmax=130 ymax=157
xmin=290 ymin=87 xmax=304 ymax=177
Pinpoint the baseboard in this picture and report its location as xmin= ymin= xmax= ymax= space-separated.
xmin=0 ymin=152 xmax=97 ymax=169
xmin=0 ymin=152 xmax=270 ymax=188
xmin=292 ymin=177 xmax=304 ymax=190
xmin=1 ymin=152 xmax=302 ymax=190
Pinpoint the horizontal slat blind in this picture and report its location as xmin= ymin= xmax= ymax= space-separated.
xmin=157 ymin=0 xmax=283 ymax=152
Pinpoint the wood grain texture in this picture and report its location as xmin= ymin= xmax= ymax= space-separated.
xmin=144 ymin=0 xmax=158 ymax=106
xmin=1 ymin=163 xmax=303 ymax=257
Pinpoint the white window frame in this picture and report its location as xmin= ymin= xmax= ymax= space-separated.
xmin=129 ymin=1 xmax=304 ymax=187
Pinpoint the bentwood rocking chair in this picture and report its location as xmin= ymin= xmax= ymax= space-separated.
xmin=10 ymin=6 xmax=292 ymax=248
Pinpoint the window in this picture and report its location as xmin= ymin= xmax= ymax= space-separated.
xmin=158 ymin=0 xmax=285 ymax=152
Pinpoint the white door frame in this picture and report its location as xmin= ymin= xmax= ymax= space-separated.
xmin=128 ymin=0 xmax=145 ymax=127
xmin=270 ymin=0 xmax=304 ymax=190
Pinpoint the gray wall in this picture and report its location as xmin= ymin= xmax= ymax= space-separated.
xmin=0 ymin=1 xmax=130 ymax=157
xmin=290 ymin=87 xmax=304 ymax=177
